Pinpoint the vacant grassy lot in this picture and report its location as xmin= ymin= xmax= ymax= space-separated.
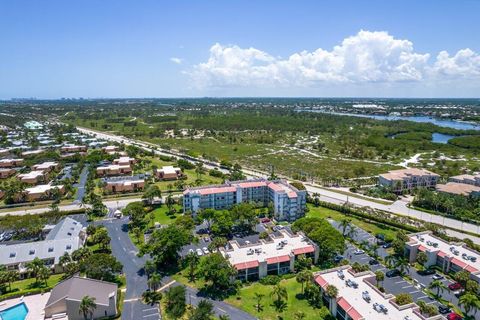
xmin=149 ymin=204 xmax=183 ymax=226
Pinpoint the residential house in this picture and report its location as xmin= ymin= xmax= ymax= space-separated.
xmin=17 ymin=170 xmax=46 ymax=184
xmin=96 ymin=164 xmax=132 ymax=176
xmin=155 ymin=165 xmax=183 ymax=180
xmin=0 ymin=168 xmax=16 ymax=179
xmin=102 ymin=175 xmax=145 ymax=193
xmin=0 ymin=158 xmax=24 ymax=168
xmin=24 ymin=184 xmax=65 ymax=202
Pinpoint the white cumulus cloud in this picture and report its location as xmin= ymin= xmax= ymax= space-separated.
xmin=188 ymin=30 xmax=480 ymax=90
xmin=170 ymin=57 xmax=183 ymax=65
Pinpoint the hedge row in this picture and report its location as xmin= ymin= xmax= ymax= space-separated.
xmin=0 ymin=286 xmax=52 ymax=302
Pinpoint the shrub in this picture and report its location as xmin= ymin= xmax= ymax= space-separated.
xmin=259 ymin=275 xmax=280 ymax=285
xmin=395 ymin=293 xmax=413 ymax=306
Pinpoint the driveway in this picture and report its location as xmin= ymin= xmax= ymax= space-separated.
xmin=73 ymin=164 xmax=89 ymax=204
xmin=101 ymin=217 xmax=161 ymax=320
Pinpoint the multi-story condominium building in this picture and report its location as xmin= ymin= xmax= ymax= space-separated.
xmin=183 ymin=179 xmax=307 ymax=221
xmin=378 ymin=168 xmax=439 ymax=193
xmin=0 ymin=158 xmax=24 ymax=168
xmin=405 ymin=232 xmax=480 ymax=284
xmin=17 ymin=170 xmax=46 ymax=184
xmin=449 ymin=174 xmax=480 ymax=186
xmin=436 ymin=182 xmax=480 ymax=197
xmin=0 ymin=217 xmax=85 ymax=277
xmin=96 ymin=164 xmax=132 ymax=176
xmin=102 ymin=175 xmax=145 ymax=193
xmin=314 ymin=265 xmax=443 ymax=320
xmin=220 ymin=229 xmax=318 ymax=281
xmin=155 ymin=165 xmax=183 ymax=180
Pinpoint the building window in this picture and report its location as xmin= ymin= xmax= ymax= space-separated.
xmin=9 ymin=252 xmax=16 ymax=258
xmin=29 ymin=250 xmax=35 ymax=255
xmin=48 ymin=247 xmax=54 ymax=252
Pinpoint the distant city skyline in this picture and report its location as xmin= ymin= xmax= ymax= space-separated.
xmin=1 ymin=0 xmax=479 ymax=98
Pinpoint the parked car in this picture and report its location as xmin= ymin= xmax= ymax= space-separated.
xmin=448 ymin=282 xmax=463 ymax=291
xmin=438 ymin=304 xmax=451 ymax=315
xmin=202 ymin=247 xmax=210 ymax=254
xmin=386 ymin=269 xmax=400 ymax=277
xmin=260 ymin=218 xmax=270 ymax=223
xmin=447 ymin=312 xmax=463 ymax=320
xmin=418 ymin=269 xmax=435 ymax=275
xmin=432 ymin=274 xmax=444 ymax=280
xmin=196 ymin=248 xmax=203 ymax=256
xmin=362 ymin=291 xmax=371 ymax=302
xmin=345 ymin=279 xmax=358 ymax=288
xmin=369 ymin=258 xmax=379 ymax=265
xmin=382 ymin=242 xmax=392 ymax=249
xmin=353 ymin=249 xmax=365 ymax=255
xmin=334 ymin=255 xmax=344 ymax=263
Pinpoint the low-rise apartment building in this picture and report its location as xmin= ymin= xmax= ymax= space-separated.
xmin=33 ymin=161 xmax=60 ymax=173
xmin=102 ymin=145 xmax=119 ymax=154
xmin=96 ymin=164 xmax=132 ymax=176
xmin=183 ymin=179 xmax=307 ymax=221
xmin=0 ymin=168 xmax=16 ymax=179
xmin=24 ymin=184 xmax=65 ymax=201
xmin=102 ymin=175 xmax=145 ymax=193
xmin=0 ymin=158 xmax=24 ymax=168
xmin=155 ymin=165 xmax=183 ymax=180
xmin=60 ymin=145 xmax=88 ymax=153
xmin=44 ymin=276 xmax=118 ymax=320
xmin=449 ymin=174 xmax=480 ymax=186
xmin=378 ymin=168 xmax=440 ymax=193
xmin=406 ymin=231 xmax=480 ymax=284
xmin=113 ymin=156 xmax=136 ymax=166
xmin=220 ymin=229 xmax=318 ymax=281
xmin=436 ymin=182 xmax=480 ymax=197
xmin=314 ymin=266 xmax=443 ymax=320
xmin=17 ymin=170 xmax=46 ymax=184
xmin=0 ymin=217 xmax=85 ymax=277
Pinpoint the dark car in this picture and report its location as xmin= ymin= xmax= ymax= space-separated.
xmin=334 ymin=255 xmax=344 ymax=263
xmin=382 ymin=242 xmax=392 ymax=249
xmin=448 ymin=282 xmax=463 ymax=291
xmin=438 ymin=304 xmax=451 ymax=315
xmin=369 ymin=258 xmax=379 ymax=265
xmin=418 ymin=269 xmax=435 ymax=276
xmin=447 ymin=312 xmax=463 ymax=320
xmin=386 ymin=269 xmax=400 ymax=277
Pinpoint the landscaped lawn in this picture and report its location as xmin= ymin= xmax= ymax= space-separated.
xmin=225 ymin=277 xmax=327 ymax=320
xmin=8 ymin=273 xmax=64 ymax=292
xmin=307 ymin=204 xmax=399 ymax=241
xmin=149 ymin=204 xmax=183 ymax=226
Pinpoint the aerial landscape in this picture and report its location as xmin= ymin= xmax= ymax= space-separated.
xmin=1 ymin=1 xmax=480 ymax=320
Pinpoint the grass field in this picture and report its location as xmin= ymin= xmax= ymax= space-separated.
xmin=149 ymin=204 xmax=183 ymax=226
xmin=7 ymin=273 xmax=64 ymax=293
xmin=307 ymin=204 xmax=399 ymax=241
xmin=225 ymin=277 xmax=327 ymax=320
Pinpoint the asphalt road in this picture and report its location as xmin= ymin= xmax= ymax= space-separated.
xmin=73 ymin=164 xmax=89 ymax=204
xmin=100 ymin=217 xmax=161 ymax=320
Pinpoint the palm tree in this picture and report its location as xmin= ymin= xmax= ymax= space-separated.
xmin=385 ymin=255 xmax=397 ymax=269
xmin=325 ymin=284 xmax=338 ymax=299
xmin=375 ymin=270 xmax=384 ymax=288
xmin=26 ymin=257 xmax=44 ymax=283
xmin=296 ymin=270 xmax=312 ymax=294
xmin=370 ymin=243 xmax=379 ymax=259
xmin=270 ymin=284 xmax=288 ymax=310
xmin=459 ymin=293 xmax=480 ymax=317
xmin=142 ymin=290 xmax=162 ymax=306
xmin=395 ymin=258 xmax=410 ymax=276
xmin=38 ymin=266 xmax=50 ymax=286
xmin=254 ymin=292 xmax=264 ymax=313
xmin=148 ymin=273 xmax=162 ymax=291
xmin=185 ymin=252 xmax=199 ymax=282
xmin=78 ymin=296 xmax=96 ymax=320
xmin=428 ymin=280 xmax=446 ymax=297
xmin=339 ymin=218 xmax=351 ymax=237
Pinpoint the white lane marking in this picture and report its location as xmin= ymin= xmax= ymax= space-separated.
xmin=143 ymin=308 xmax=158 ymax=312
xmin=143 ymin=314 xmax=159 ymax=318
xmin=217 ymin=307 xmax=227 ymax=313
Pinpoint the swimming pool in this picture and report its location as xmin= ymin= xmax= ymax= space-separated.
xmin=0 ymin=302 xmax=29 ymax=320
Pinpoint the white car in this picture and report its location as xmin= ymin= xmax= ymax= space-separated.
xmin=353 ymin=249 xmax=365 ymax=255
xmin=202 ymin=247 xmax=210 ymax=254
xmin=196 ymin=248 xmax=203 ymax=256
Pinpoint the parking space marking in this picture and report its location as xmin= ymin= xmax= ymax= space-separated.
xmin=401 ymin=285 xmax=412 ymax=289
xmin=143 ymin=308 xmax=158 ymax=312
xmin=394 ymin=280 xmax=407 ymax=284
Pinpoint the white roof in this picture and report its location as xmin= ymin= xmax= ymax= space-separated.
xmin=221 ymin=229 xmax=314 ymax=266
xmin=316 ymin=266 xmax=423 ymax=320
xmin=97 ymin=164 xmax=131 ymax=170
xmin=34 ymin=161 xmax=58 ymax=170
xmin=409 ymin=232 xmax=480 ymax=273
xmin=26 ymin=184 xmax=63 ymax=194
xmin=18 ymin=170 xmax=44 ymax=180
xmin=160 ymin=166 xmax=181 ymax=174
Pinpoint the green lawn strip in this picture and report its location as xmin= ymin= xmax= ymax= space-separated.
xmin=225 ymin=277 xmax=323 ymax=320
xmin=8 ymin=273 xmax=64 ymax=293
xmin=307 ymin=204 xmax=399 ymax=241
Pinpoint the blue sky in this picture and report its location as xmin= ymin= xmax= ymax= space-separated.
xmin=1 ymin=0 xmax=479 ymax=98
